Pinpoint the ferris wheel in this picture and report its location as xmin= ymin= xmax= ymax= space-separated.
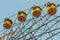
xmin=0 ymin=2 xmax=60 ymax=40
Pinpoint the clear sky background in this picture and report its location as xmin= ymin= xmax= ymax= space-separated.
xmin=0 ymin=0 xmax=60 ymax=40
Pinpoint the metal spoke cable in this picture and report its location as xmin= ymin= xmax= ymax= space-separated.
xmin=16 ymin=16 xmax=60 ymax=40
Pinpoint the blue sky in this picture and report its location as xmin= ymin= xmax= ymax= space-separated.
xmin=0 ymin=0 xmax=60 ymax=40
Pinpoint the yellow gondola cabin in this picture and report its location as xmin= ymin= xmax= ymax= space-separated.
xmin=3 ymin=18 xmax=13 ymax=29
xmin=17 ymin=11 xmax=27 ymax=22
xmin=32 ymin=6 xmax=42 ymax=18
xmin=46 ymin=3 xmax=57 ymax=16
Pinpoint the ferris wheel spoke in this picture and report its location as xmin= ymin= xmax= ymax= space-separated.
xmin=15 ymin=16 xmax=60 ymax=40
xmin=10 ymin=17 xmax=34 ymax=40
xmin=13 ymin=14 xmax=48 ymax=40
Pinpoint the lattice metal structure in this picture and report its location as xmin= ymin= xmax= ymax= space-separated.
xmin=0 ymin=2 xmax=60 ymax=40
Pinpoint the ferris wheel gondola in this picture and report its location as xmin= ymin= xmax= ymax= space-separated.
xmin=3 ymin=18 xmax=13 ymax=29
xmin=17 ymin=11 xmax=27 ymax=22
xmin=32 ymin=6 xmax=42 ymax=18
xmin=46 ymin=3 xmax=57 ymax=16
